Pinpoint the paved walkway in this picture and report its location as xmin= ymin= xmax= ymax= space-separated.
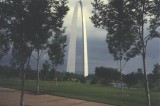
xmin=0 ymin=87 xmax=113 ymax=106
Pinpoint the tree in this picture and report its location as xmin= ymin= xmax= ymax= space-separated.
xmin=0 ymin=0 xmax=33 ymax=106
xmin=125 ymin=1 xmax=158 ymax=105
xmin=148 ymin=63 xmax=160 ymax=91
xmin=0 ymin=0 xmax=69 ymax=105
xmin=95 ymin=66 xmax=120 ymax=85
xmin=91 ymin=0 xmax=136 ymax=93
xmin=124 ymin=72 xmax=137 ymax=88
xmin=48 ymin=28 xmax=67 ymax=85
xmin=135 ymin=68 xmax=144 ymax=83
xmin=149 ymin=0 xmax=160 ymax=38
xmin=152 ymin=63 xmax=160 ymax=81
xmin=63 ymin=72 xmax=77 ymax=81
xmin=26 ymin=0 xmax=52 ymax=94
xmin=148 ymin=0 xmax=160 ymax=92
xmin=0 ymin=1 xmax=10 ymax=61
xmin=91 ymin=0 xmax=159 ymax=106
xmin=41 ymin=60 xmax=50 ymax=80
xmin=124 ymin=69 xmax=144 ymax=88
xmin=25 ymin=0 xmax=69 ymax=93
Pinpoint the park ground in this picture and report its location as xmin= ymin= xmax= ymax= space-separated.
xmin=0 ymin=78 xmax=159 ymax=106
xmin=0 ymin=87 xmax=112 ymax=106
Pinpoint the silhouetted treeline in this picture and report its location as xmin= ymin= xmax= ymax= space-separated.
xmin=0 ymin=65 xmax=20 ymax=78
xmin=94 ymin=67 xmax=121 ymax=86
xmin=0 ymin=64 xmax=159 ymax=91
xmin=123 ymin=69 xmax=144 ymax=88
xmin=92 ymin=66 xmax=159 ymax=92
xmin=0 ymin=65 xmax=87 ymax=83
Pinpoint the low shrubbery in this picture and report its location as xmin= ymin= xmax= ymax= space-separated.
xmin=0 ymin=65 xmax=159 ymax=92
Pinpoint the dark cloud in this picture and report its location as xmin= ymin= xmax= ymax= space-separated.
xmin=1 ymin=0 xmax=160 ymax=75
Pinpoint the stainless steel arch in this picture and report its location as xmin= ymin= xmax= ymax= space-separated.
xmin=67 ymin=0 xmax=88 ymax=77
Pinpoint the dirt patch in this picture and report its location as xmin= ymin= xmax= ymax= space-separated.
xmin=0 ymin=87 xmax=113 ymax=106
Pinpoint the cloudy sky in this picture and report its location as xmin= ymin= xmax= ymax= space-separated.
xmin=61 ymin=0 xmax=160 ymax=74
xmin=1 ymin=0 xmax=160 ymax=74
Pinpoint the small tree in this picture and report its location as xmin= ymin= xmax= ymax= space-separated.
xmin=0 ymin=0 xmax=33 ymax=105
xmin=95 ymin=66 xmax=120 ymax=85
xmin=41 ymin=60 xmax=50 ymax=80
xmin=26 ymin=0 xmax=69 ymax=94
xmin=152 ymin=63 xmax=160 ymax=81
xmin=91 ymin=0 xmax=136 ymax=93
xmin=48 ymin=28 xmax=67 ymax=85
xmin=91 ymin=0 xmax=159 ymax=105
xmin=124 ymin=69 xmax=144 ymax=88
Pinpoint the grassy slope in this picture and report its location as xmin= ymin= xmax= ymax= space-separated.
xmin=0 ymin=78 xmax=159 ymax=106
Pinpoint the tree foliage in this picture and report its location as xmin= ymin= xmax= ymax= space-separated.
xmin=124 ymin=69 xmax=144 ymax=88
xmin=0 ymin=0 xmax=34 ymax=105
xmin=95 ymin=66 xmax=120 ymax=85
xmin=41 ymin=60 xmax=50 ymax=80
xmin=92 ymin=0 xmax=136 ymax=61
xmin=152 ymin=63 xmax=160 ymax=81
xmin=149 ymin=0 xmax=160 ymax=38
xmin=91 ymin=0 xmax=160 ymax=105
xmin=91 ymin=0 xmax=139 ymax=93
xmin=148 ymin=63 xmax=160 ymax=91
xmin=0 ymin=0 xmax=69 ymax=105
xmin=23 ymin=0 xmax=69 ymax=93
xmin=0 ymin=1 xmax=11 ymax=60
xmin=48 ymin=28 xmax=67 ymax=67
xmin=0 ymin=8 xmax=10 ymax=60
xmin=48 ymin=28 xmax=67 ymax=85
xmin=26 ymin=0 xmax=69 ymax=50
xmin=0 ymin=33 xmax=10 ymax=60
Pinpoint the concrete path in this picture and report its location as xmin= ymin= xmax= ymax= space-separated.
xmin=0 ymin=87 xmax=113 ymax=106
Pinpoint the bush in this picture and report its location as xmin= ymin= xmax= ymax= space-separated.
xmin=90 ymin=77 xmax=98 ymax=84
xmin=80 ymin=77 xmax=87 ymax=83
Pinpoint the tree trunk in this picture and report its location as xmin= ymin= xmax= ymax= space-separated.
xmin=26 ymin=54 xmax=31 ymax=69
xmin=19 ymin=68 xmax=22 ymax=79
xmin=142 ymin=52 xmax=151 ymax=106
xmin=20 ymin=52 xmax=32 ymax=106
xmin=36 ymin=50 xmax=40 ymax=94
xmin=141 ymin=3 xmax=151 ymax=104
xmin=54 ymin=65 xmax=57 ymax=86
xmin=120 ymin=60 xmax=123 ymax=94
xmin=20 ymin=64 xmax=25 ymax=106
xmin=120 ymin=71 xmax=123 ymax=93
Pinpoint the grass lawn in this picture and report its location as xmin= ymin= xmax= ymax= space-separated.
xmin=0 ymin=78 xmax=159 ymax=106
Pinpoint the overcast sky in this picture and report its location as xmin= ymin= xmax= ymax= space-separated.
xmin=61 ymin=0 xmax=160 ymax=74
xmin=1 ymin=0 xmax=160 ymax=74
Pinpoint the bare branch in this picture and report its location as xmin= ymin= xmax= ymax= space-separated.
xmin=133 ymin=43 xmax=143 ymax=55
xmin=39 ymin=50 xmax=48 ymax=59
